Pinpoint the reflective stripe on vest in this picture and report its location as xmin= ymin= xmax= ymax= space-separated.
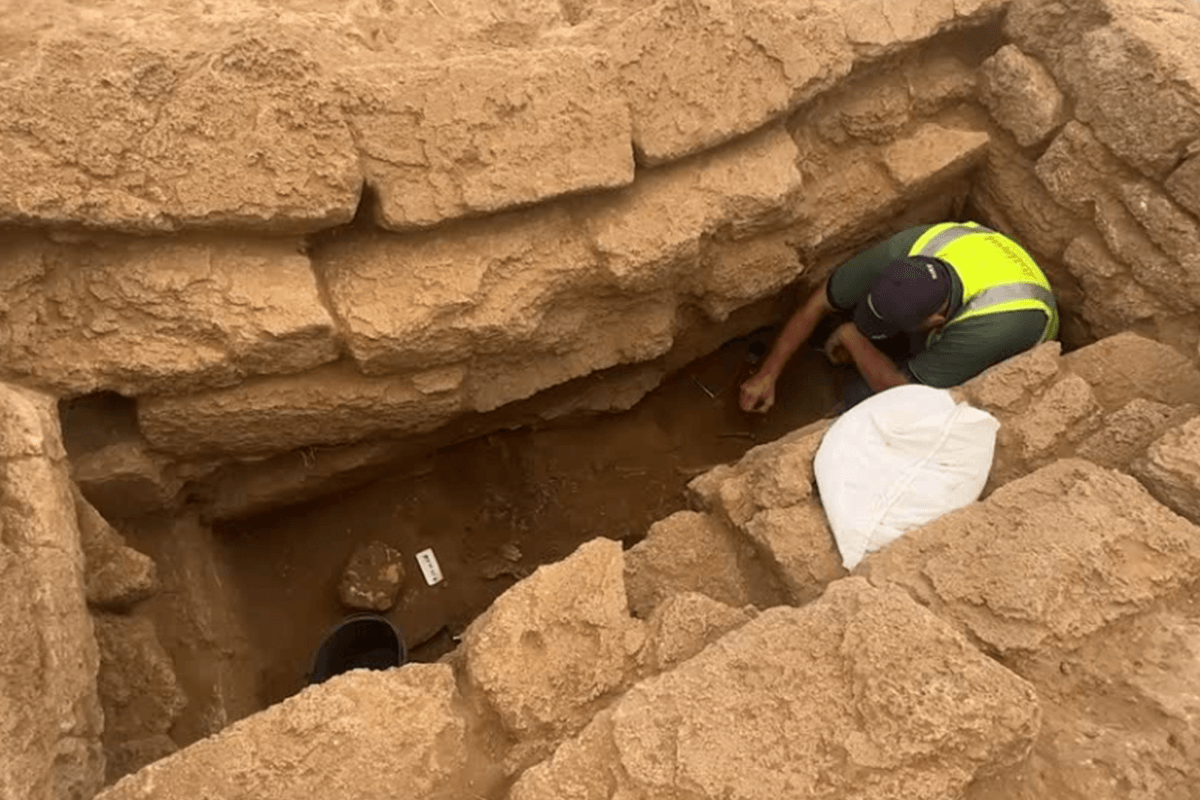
xmin=914 ymin=224 xmax=997 ymax=258
xmin=911 ymin=223 xmax=1059 ymax=343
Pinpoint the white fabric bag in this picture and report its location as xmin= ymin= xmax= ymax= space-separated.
xmin=814 ymin=384 xmax=999 ymax=570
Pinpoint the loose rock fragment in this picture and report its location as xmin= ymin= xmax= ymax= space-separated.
xmin=339 ymin=541 xmax=406 ymax=612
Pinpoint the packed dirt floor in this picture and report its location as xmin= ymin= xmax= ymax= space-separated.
xmin=201 ymin=338 xmax=840 ymax=708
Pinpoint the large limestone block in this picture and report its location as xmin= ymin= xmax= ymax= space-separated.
xmin=602 ymin=0 xmax=853 ymax=164
xmin=95 ymin=665 xmax=468 ymax=800
xmin=75 ymin=490 xmax=159 ymax=611
xmin=0 ymin=232 xmax=339 ymax=396
xmin=0 ymin=37 xmax=361 ymax=232
xmin=979 ymin=44 xmax=1067 ymax=147
xmin=318 ymin=123 xmax=801 ymax=384
xmin=0 ymin=384 xmax=104 ymax=800
xmin=960 ymin=341 xmax=1063 ymax=414
xmin=1134 ymin=416 xmax=1200 ymax=525
xmin=1062 ymin=8 xmax=1200 ymax=179
xmin=510 ymin=578 xmax=1041 ymax=800
xmin=461 ymin=539 xmax=642 ymax=754
xmin=624 ymin=511 xmax=772 ymax=617
xmin=138 ymin=363 xmax=463 ymax=457
xmin=1062 ymin=234 xmax=1161 ymax=332
xmin=340 ymin=46 xmax=634 ymax=230
xmin=94 ymin=614 xmax=186 ymax=781
xmin=743 ymin=503 xmax=846 ymax=606
xmin=1118 ymin=180 xmax=1200 ymax=305
xmin=881 ymin=122 xmax=990 ymax=197
xmin=867 ymin=459 xmax=1200 ymax=653
xmin=1035 ymin=121 xmax=1126 ymax=217
xmin=1063 ymin=332 xmax=1200 ymax=411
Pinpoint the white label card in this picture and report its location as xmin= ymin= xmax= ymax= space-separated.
xmin=416 ymin=548 xmax=444 ymax=586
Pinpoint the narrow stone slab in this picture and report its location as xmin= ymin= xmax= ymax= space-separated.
xmin=882 ymin=122 xmax=991 ymax=195
xmin=0 ymin=37 xmax=361 ymax=232
xmin=0 ymin=383 xmax=104 ymax=800
xmin=0 ymin=232 xmax=339 ymax=396
xmin=341 ymin=47 xmax=634 ymax=230
xmin=868 ymin=459 xmax=1200 ymax=653
xmin=511 ymin=578 xmax=1040 ymax=800
xmin=95 ymin=665 xmax=468 ymax=800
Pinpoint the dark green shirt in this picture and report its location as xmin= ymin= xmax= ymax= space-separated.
xmin=826 ymin=225 xmax=1050 ymax=388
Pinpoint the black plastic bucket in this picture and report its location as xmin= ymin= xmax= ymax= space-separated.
xmin=308 ymin=613 xmax=406 ymax=685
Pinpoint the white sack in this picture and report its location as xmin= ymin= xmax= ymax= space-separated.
xmin=814 ymin=384 xmax=999 ymax=570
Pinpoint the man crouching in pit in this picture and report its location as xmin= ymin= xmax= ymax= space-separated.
xmin=740 ymin=221 xmax=1059 ymax=415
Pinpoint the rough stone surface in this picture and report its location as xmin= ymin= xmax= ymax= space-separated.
xmin=74 ymin=441 xmax=182 ymax=520
xmin=600 ymin=0 xmax=853 ymax=164
xmin=0 ymin=383 xmax=104 ymax=800
xmin=338 ymin=540 xmax=406 ymax=612
xmin=94 ymin=665 xmax=469 ymax=800
xmin=1005 ymin=374 xmax=1103 ymax=465
xmin=461 ymin=538 xmax=642 ymax=753
xmin=881 ymin=123 xmax=991 ymax=196
xmin=0 ymin=232 xmax=339 ymax=396
xmin=1077 ymin=399 xmax=1198 ymax=470
xmin=960 ymin=342 xmax=1063 ymax=414
xmin=0 ymin=37 xmax=361 ymax=232
xmin=1061 ymin=7 xmax=1200 ymax=179
xmin=321 ymin=124 xmax=800 ymax=376
xmin=93 ymin=614 xmax=186 ymax=782
xmin=1062 ymin=234 xmax=1162 ymax=333
xmin=624 ymin=511 xmax=774 ymax=618
xmin=76 ymin=489 xmax=159 ymax=611
xmin=741 ymin=502 xmax=846 ymax=605
xmin=1166 ymin=153 xmax=1200 ymax=219
xmin=1064 ymin=332 xmax=1200 ymax=411
xmin=639 ymin=593 xmax=755 ymax=674
xmin=979 ymin=44 xmax=1067 ymax=147
xmin=1118 ymin=180 xmax=1200 ymax=305
xmin=510 ymin=578 xmax=1041 ymax=800
xmin=1134 ymin=416 xmax=1200 ymax=525
xmin=138 ymin=363 xmax=464 ymax=457
xmin=868 ymin=459 xmax=1200 ymax=654
xmin=339 ymin=47 xmax=634 ymax=230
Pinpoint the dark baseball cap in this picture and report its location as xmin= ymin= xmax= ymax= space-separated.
xmin=853 ymin=256 xmax=951 ymax=340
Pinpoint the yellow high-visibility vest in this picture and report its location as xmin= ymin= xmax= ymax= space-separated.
xmin=910 ymin=222 xmax=1059 ymax=341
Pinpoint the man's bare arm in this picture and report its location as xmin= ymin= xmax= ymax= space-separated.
xmin=837 ymin=323 xmax=910 ymax=392
xmin=740 ymin=280 xmax=834 ymax=412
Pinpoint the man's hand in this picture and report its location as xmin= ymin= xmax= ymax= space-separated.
xmin=823 ymin=323 xmax=853 ymax=365
xmin=740 ymin=370 xmax=778 ymax=413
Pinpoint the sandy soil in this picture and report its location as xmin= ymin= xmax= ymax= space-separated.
xmin=214 ymin=336 xmax=842 ymax=708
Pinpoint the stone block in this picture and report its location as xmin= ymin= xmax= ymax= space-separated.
xmin=603 ymin=0 xmax=853 ymax=164
xmin=93 ymin=614 xmax=186 ymax=782
xmin=868 ymin=459 xmax=1200 ymax=653
xmin=94 ymin=665 xmax=468 ymax=800
xmin=625 ymin=511 xmax=772 ymax=618
xmin=1166 ymin=153 xmax=1200 ymax=219
xmin=0 ymin=383 xmax=104 ymax=800
xmin=979 ymin=44 xmax=1068 ymax=147
xmin=743 ymin=502 xmax=847 ymax=606
xmin=76 ymin=489 xmax=159 ymax=611
xmin=340 ymin=47 xmax=634 ymax=230
xmin=1006 ymin=374 xmax=1102 ymax=464
xmin=0 ymin=37 xmax=360 ymax=233
xmin=1035 ymin=121 xmax=1126 ymax=218
xmin=0 ymin=232 xmax=338 ymax=396
xmin=510 ymin=578 xmax=1041 ymax=800
xmin=1063 ymin=12 xmax=1200 ymax=179
xmin=1062 ymin=234 xmax=1161 ymax=331
xmin=882 ymin=123 xmax=991 ymax=196
xmin=1064 ymin=332 xmax=1200 ymax=411
xmin=74 ymin=440 xmax=181 ymax=519
xmin=1077 ymin=399 xmax=1198 ymax=470
xmin=1118 ymin=180 xmax=1200 ymax=305
xmin=1134 ymin=416 xmax=1200 ymax=525
xmin=960 ymin=341 xmax=1063 ymax=414
xmin=461 ymin=539 xmax=642 ymax=755
xmin=138 ymin=363 xmax=464 ymax=458
xmin=639 ymin=592 xmax=755 ymax=674
xmin=689 ymin=421 xmax=829 ymax=528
